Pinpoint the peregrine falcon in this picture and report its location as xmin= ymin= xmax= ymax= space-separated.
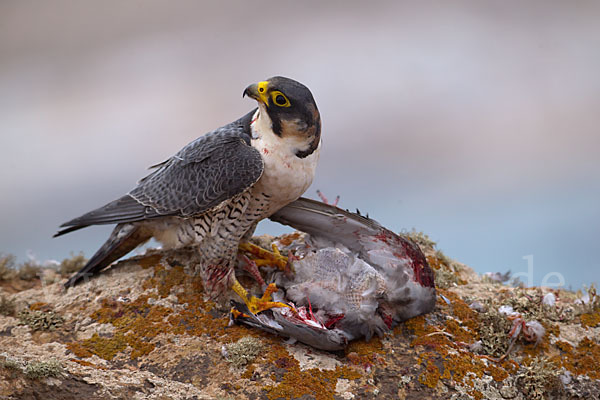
xmin=56 ymin=76 xmax=321 ymax=306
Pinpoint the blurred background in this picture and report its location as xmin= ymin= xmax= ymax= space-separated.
xmin=1 ymin=0 xmax=598 ymax=289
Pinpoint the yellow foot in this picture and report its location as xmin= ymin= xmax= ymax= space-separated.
xmin=231 ymin=279 xmax=290 ymax=315
xmin=239 ymin=242 xmax=289 ymax=270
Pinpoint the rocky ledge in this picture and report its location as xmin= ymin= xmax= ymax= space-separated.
xmin=1 ymin=232 xmax=599 ymax=400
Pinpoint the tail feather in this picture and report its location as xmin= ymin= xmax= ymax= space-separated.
xmin=63 ymin=223 xmax=152 ymax=288
xmin=54 ymin=195 xmax=148 ymax=238
xmin=53 ymin=225 xmax=88 ymax=238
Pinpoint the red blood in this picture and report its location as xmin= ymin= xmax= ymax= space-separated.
xmin=324 ymin=314 xmax=345 ymax=328
xmin=399 ymin=236 xmax=435 ymax=288
xmin=382 ymin=313 xmax=393 ymax=329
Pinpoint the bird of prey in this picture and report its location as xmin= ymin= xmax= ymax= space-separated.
xmin=232 ymin=197 xmax=436 ymax=351
xmin=55 ymin=76 xmax=321 ymax=310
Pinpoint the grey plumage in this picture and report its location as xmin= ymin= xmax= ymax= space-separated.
xmin=55 ymin=110 xmax=262 ymax=236
xmin=232 ymin=197 xmax=436 ymax=351
xmin=57 ymin=77 xmax=322 ymax=292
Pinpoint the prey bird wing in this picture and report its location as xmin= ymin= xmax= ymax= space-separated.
xmin=269 ymin=197 xmax=382 ymax=253
xmin=55 ymin=111 xmax=263 ymax=237
xmin=229 ymin=197 xmax=436 ymax=350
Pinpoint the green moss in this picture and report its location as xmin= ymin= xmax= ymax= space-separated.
xmin=477 ymin=300 xmax=513 ymax=358
xmin=0 ymin=295 xmax=16 ymax=316
xmin=24 ymin=359 xmax=64 ymax=379
xmin=515 ymin=357 xmax=561 ymax=400
xmin=0 ymin=356 xmax=21 ymax=371
xmin=18 ymin=309 xmax=64 ymax=331
xmin=433 ymin=263 xmax=460 ymax=289
xmin=225 ymin=336 xmax=263 ymax=368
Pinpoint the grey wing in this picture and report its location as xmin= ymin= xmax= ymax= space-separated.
xmin=129 ymin=129 xmax=263 ymax=216
xmin=231 ymin=301 xmax=348 ymax=351
xmin=269 ymin=197 xmax=383 ymax=253
xmin=55 ymin=111 xmax=263 ymax=236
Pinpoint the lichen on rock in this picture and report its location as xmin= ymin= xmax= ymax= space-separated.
xmin=0 ymin=235 xmax=598 ymax=399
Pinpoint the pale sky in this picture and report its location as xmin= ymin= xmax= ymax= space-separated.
xmin=1 ymin=0 xmax=599 ymax=289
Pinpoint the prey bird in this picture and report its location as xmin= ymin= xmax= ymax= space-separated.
xmin=55 ymin=77 xmax=321 ymax=311
xmin=232 ymin=197 xmax=436 ymax=351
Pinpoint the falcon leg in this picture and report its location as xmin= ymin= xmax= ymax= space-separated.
xmin=231 ymin=279 xmax=289 ymax=314
xmin=239 ymin=242 xmax=289 ymax=271
xmin=238 ymin=254 xmax=266 ymax=287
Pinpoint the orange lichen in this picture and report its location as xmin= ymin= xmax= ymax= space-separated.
xmin=426 ymin=255 xmax=443 ymax=270
xmin=258 ymin=338 xmax=362 ymax=400
xmin=580 ymin=311 xmax=600 ymax=328
xmin=545 ymin=322 xmax=560 ymax=338
xmin=70 ymin=333 xmax=128 ymax=360
xmin=135 ymin=253 xmax=163 ymax=270
xmin=346 ymin=337 xmax=384 ymax=356
xmin=439 ymin=289 xmax=479 ymax=333
xmin=143 ymin=264 xmax=186 ymax=298
xmin=403 ymin=315 xmax=435 ymax=339
xmin=241 ymin=363 xmax=256 ymax=379
xmin=418 ymin=356 xmax=445 ymax=388
xmin=29 ymin=302 xmax=48 ymax=311
xmin=60 ymin=245 xmax=598 ymax=398
xmin=404 ymin=288 xmax=530 ymax=391
xmin=65 ymin=342 xmax=93 ymax=358
xmin=484 ymin=360 xmax=514 ymax=382
xmin=277 ymin=232 xmax=302 ymax=246
xmin=67 ymin=256 xmax=281 ymax=364
xmin=551 ymin=337 xmax=600 ymax=380
xmin=265 ymin=364 xmax=361 ymax=400
xmin=554 ymin=340 xmax=573 ymax=353
xmin=68 ymin=359 xmax=107 ymax=370
xmin=67 ymin=259 xmax=184 ymax=360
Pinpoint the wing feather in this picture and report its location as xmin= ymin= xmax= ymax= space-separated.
xmin=55 ymin=110 xmax=262 ymax=237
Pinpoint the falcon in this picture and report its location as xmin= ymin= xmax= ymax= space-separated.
xmin=55 ymin=76 xmax=321 ymax=309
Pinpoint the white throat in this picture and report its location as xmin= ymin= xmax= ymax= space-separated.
xmin=249 ymin=107 xmax=321 ymax=208
xmin=250 ymin=107 xmax=316 ymax=157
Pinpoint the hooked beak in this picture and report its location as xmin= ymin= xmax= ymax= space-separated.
xmin=243 ymin=81 xmax=270 ymax=105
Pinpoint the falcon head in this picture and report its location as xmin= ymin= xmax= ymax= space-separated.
xmin=244 ymin=76 xmax=321 ymax=158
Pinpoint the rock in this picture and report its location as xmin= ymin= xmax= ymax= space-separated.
xmin=1 ymin=237 xmax=599 ymax=399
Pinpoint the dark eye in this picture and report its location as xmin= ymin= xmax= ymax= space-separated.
xmin=271 ymin=91 xmax=291 ymax=107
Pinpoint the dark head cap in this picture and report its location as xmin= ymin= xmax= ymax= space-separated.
xmin=244 ymin=76 xmax=321 ymax=158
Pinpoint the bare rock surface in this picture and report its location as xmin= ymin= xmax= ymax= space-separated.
xmin=1 ymin=235 xmax=599 ymax=400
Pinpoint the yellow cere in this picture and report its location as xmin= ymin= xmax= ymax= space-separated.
xmin=257 ymin=81 xmax=270 ymax=104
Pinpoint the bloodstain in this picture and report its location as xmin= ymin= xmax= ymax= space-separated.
xmin=400 ymin=237 xmax=435 ymax=288
xmin=373 ymin=229 xmax=435 ymax=288
xmin=325 ymin=314 xmax=345 ymax=328
xmin=382 ymin=313 xmax=393 ymax=329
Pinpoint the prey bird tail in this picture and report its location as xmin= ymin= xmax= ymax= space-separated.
xmin=63 ymin=223 xmax=152 ymax=288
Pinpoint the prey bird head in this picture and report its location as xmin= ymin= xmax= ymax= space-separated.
xmin=244 ymin=76 xmax=321 ymax=158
